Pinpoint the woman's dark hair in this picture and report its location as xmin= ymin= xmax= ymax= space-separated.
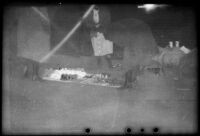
xmin=83 ymin=6 xmax=111 ymax=30
xmin=94 ymin=6 xmax=99 ymax=11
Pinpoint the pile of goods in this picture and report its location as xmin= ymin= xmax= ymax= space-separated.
xmin=81 ymin=72 xmax=122 ymax=87
xmin=43 ymin=67 xmax=88 ymax=81
xmin=152 ymin=41 xmax=191 ymax=67
xmin=89 ymin=73 xmax=111 ymax=84
xmin=61 ymin=74 xmax=77 ymax=81
xmin=42 ymin=67 xmax=122 ymax=87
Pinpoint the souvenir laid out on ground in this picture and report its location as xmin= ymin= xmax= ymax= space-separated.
xmin=80 ymin=73 xmax=122 ymax=88
xmin=42 ymin=67 xmax=122 ymax=88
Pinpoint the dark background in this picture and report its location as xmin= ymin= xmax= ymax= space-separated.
xmin=3 ymin=4 xmax=197 ymax=58
xmin=49 ymin=4 xmax=196 ymax=56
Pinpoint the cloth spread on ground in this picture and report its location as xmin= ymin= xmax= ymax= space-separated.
xmin=91 ymin=32 xmax=113 ymax=56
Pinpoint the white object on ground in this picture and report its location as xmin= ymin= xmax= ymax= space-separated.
xmin=176 ymin=41 xmax=179 ymax=48
xmin=91 ymin=32 xmax=113 ymax=56
xmin=180 ymin=46 xmax=191 ymax=54
xmin=169 ymin=41 xmax=173 ymax=48
xmin=43 ymin=68 xmax=121 ymax=88
xmin=49 ymin=68 xmax=87 ymax=80
xmin=43 ymin=68 xmax=54 ymax=77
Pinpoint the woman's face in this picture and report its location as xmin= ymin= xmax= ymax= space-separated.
xmin=93 ymin=9 xmax=100 ymax=24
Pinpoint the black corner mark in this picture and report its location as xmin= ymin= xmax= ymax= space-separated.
xmin=153 ymin=127 xmax=159 ymax=133
xmin=140 ymin=128 xmax=145 ymax=132
xmin=85 ymin=128 xmax=91 ymax=133
xmin=126 ymin=127 xmax=132 ymax=133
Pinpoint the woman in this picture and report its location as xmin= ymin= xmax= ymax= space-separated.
xmin=84 ymin=6 xmax=113 ymax=69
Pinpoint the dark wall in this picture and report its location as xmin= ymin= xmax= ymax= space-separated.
xmin=48 ymin=5 xmax=93 ymax=56
xmin=3 ymin=7 xmax=18 ymax=58
xmin=16 ymin=7 xmax=50 ymax=61
xmin=108 ymin=5 xmax=196 ymax=49
xmin=48 ymin=5 xmax=196 ymax=56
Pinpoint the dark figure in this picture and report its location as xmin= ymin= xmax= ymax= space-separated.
xmin=4 ymin=8 xmax=41 ymax=81
xmin=119 ymin=65 xmax=140 ymax=89
xmin=23 ymin=59 xmax=41 ymax=81
xmin=106 ymin=19 xmax=159 ymax=89
xmin=84 ymin=6 xmax=159 ymax=88
xmin=84 ymin=6 xmax=113 ymax=69
xmin=8 ymin=56 xmax=42 ymax=81
xmin=123 ymin=70 xmax=134 ymax=88
xmin=179 ymin=49 xmax=197 ymax=79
